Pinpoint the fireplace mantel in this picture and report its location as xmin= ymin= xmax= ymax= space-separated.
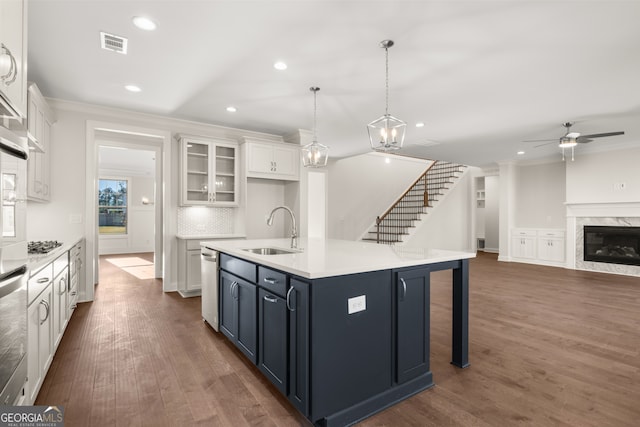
xmin=565 ymin=201 xmax=640 ymax=218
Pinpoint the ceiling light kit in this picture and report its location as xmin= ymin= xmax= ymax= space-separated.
xmin=273 ymin=61 xmax=288 ymax=71
xmin=132 ymin=16 xmax=157 ymax=31
xmin=524 ymin=122 xmax=625 ymax=161
xmin=368 ymin=40 xmax=406 ymax=152
xmin=124 ymin=84 xmax=141 ymax=93
xmin=301 ymin=87 xmax=329 ymax=168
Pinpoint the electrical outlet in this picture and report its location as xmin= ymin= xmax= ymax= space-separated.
xmin=69 ymin=214 xmax=82 ymax=224
xmin=348 ymin=295 xmax=366 ymax=314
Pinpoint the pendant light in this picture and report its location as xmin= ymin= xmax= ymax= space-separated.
xmin=368 ymin=40 xmax=406 ymax=152
xmin=302 ymin=86 xmax=329 ymax=167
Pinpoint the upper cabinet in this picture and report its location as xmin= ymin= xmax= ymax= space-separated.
xmin=178 ymin=134 xmax=239 ymax=207
xmin=243 ymin=137 xmax=299 ymax=181
xmin=0 ymin=0 xmax=28 ymax=121
xmin=26 ymin=83 xmax=55 ymax=202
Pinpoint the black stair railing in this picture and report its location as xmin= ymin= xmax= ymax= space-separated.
xmin=374 ymin=161 xmax=465 ymax=244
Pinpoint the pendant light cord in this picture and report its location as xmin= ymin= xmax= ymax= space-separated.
xmin=385 ymin=46 xmax=389 ymax=116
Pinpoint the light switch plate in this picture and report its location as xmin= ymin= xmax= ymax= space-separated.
xmin=348 ymin=295 xmax=366 ymax=314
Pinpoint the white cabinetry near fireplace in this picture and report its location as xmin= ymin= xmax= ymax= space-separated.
xmin=511 ymin=228 xmax=565 ymax=267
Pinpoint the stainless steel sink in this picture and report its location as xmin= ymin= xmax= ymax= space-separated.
xmin=242 ymin=247 xmax=301 ymax=255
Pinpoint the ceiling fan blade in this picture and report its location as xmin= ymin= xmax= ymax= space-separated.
xmin=578 ymin=131 xmax=624 ymax=139
xmin=523 ymin=138 xmax=557 ymax=143
xmin=576 ymin=137 xmax=593 ymax=144
xmin=534 ymin=141 xmax=557 ymax=148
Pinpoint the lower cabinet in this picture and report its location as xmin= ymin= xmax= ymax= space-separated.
xmin=177 ymin=238 xmax=203 ymax=297
xmin=258 ymin=287 xmax=288 ymax=394
xmin=27 ymin=283 xmax=53 ymax=404
xmin=219 ymin=270 xmax=257 ymax=363
xmin=395 ymin=267 xmax=430 ymax=384
xmin=288 ymin=278 xmax=309 ymax=416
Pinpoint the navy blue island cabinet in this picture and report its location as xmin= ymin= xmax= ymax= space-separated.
xmin=217 ymin=252 xmax=470 ymax=427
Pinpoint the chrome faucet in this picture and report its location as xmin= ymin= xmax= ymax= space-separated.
xmin=267 ymin=206 xmax=298 ymax=249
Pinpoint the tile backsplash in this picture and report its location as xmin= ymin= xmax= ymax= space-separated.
xmin=177 ymin=207 xmax=235 ymax=235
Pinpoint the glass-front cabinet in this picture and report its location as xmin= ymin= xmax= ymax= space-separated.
xmin=178 ymin=135 xmax=239 ymax=206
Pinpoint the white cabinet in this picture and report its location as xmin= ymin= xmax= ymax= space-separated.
xmin=179 ymin=135 xmax=239 ymax=206
xmin=243 ymin=138 xmax=299 ymax=181
xmin=511 ymin=228 xmax=566 ymax=266
xmin=537 ymin=231 xmax=565 ymax=263
xmin=68 ymin=241 xmax=83 ymax=318
xmin=0 ymin=0 xmax=28 ymax=120
xmin=26 ymin=83 xmax=55 ymax=202
xmin=177 ymin=238 xmax=203 ymax=297
xmin=26 ymin=241 xmax=82 ymax=404
xmin=511 ymin=229 xmax=537 ymax=260
xmin=52 ymin=253 xmax=69 ymax=348
xmin=27 ymin=281 xmax=53 ymax=404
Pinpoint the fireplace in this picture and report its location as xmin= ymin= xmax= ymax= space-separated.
xmin=583 ymin=226 xmax=640 ymax=266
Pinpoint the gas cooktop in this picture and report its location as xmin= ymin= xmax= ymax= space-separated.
xmin=28 ymin=240 xmax=63 ymax=255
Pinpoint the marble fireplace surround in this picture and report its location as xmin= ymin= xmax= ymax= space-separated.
xmin=566 ymin=202 xmax=640 ymax=277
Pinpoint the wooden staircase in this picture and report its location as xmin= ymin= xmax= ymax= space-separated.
xmin=362 ymin=161 xmax=467 ymax=244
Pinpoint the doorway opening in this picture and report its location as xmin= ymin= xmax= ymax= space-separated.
xmin=85 ymin=121 xmax=172 ymax=301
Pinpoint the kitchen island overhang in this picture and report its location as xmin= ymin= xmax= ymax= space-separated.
xmin=202 ymin=238 xmax=474 ymax=426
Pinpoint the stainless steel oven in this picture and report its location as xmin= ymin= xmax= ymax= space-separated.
xmin=0 ymin=125 xmax=28 ymax=405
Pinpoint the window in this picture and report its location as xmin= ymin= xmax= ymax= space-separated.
xmin=99 ymin=179 xmax=128 ymax=234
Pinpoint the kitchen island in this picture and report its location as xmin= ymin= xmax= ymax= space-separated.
xmin=202 ymin=238 xmax=474 ymax=426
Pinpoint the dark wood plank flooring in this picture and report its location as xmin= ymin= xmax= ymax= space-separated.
xmin=36 ymin=252 xmax=640 ymax=426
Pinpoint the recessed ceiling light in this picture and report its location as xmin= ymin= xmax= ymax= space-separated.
xmin=132 ymin=16 xmax=157 ymax=31
xmin=226 ymin=106 xmax=237 ymax=113
xmin=273 ymin=61 xmax=287 ymax=71
xmin=125 ymin=85 xmax=141 ymax=93
xmin=415 ymin=122 xmax=425 ymax=128
xmin=517 ymin=151 xmax=525 ymax=155
xmin=385 ymin=157 xmax=391 ymax=164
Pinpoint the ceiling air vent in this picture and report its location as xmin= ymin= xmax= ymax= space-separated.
xmin=100 ymin=32 xmax=128 ymax=54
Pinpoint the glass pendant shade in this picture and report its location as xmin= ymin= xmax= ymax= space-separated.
xmin=368 ymin=39 xmax=406 ymax=152
xmin=302 ymin=140 xmax=329 ymax=167
xmin=368 ymin=114 xmax=406 ymax=151
xmin=302 ymin=86 xmax=329 ymax=168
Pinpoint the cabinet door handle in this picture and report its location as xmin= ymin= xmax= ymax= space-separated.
xmin=231 ymin=281 xmax=238 ymax=299
xmin=59 ymin=278 xmax=66 ymax=295
xmin=0 ymin=43 xmax=17 ymax=85
xmin=263 ymin=277 xmax=277 ymax=285
xmin=400 ymin=278 xmax=407 ymax=301
xmin=286 ymin=287 xmax=295 ymax=311
xmin=263 ymin=295 xmax=278 ymax=303
xmin=39 ymin=300 xmax=50 ymax=325
xmin=70 ymin=291 xmax=77 ymax=296
xmin=37 ymin=277 xmax=50 ymax=284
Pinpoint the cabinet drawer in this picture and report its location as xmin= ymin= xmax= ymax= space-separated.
xmin=28 ymin=264 xmax=53 ymax=305
xmin=512 ymin=229 xmax=537 ymax=237
xmin=186 ymin=239 xmax=203 ymax=250
xmin=258 ymin=266 xmax=287 ymax=296
xmin=219 ymin=253 xmax=256 ymax=283
xmin=539 ymin=230 xmax=565 ymax=238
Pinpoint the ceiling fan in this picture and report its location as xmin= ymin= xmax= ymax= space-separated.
xmin=524 ymin=122 xmax=625 ymax=161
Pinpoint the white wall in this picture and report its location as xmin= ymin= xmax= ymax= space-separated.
xmin=402 ymin=171 xmax=473 ymax=251
xmin=514 ymin=161 xmax=566 ymax=228
xmin=245 ymin=178 xmax=286 ymax=239
xmin=327 ymin=153 xmax=431 ymax=240
xmin=566 ymin=146 xmax=640 ymax=203
xmin=98 ymin=175 xmax=155 ymax=255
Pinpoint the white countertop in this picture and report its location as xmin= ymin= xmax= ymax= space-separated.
xmin=28 ymin=236 xmax=83 ymax=275
xmin=201 ymin=238 xmax=475 ymax=279
xmin=176 ymin=233 xmax=246 ymax=240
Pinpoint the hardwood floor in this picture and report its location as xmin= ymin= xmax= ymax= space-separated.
xmin=36 ymin=252 xmax=640 ymax=426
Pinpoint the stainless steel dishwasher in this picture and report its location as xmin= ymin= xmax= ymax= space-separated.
xmin=200 ymin=246 xmax=219 ymax=331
